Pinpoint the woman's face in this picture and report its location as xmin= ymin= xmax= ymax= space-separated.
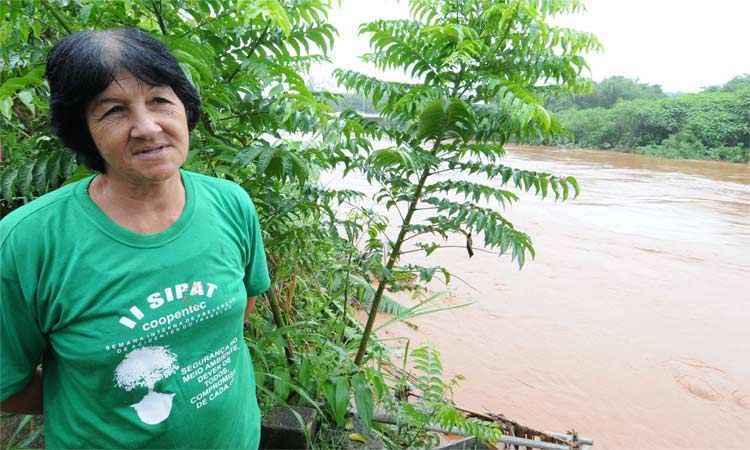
xmin=85 ymin=72 xmax=189 ymax=185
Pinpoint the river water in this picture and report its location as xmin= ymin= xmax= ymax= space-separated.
xmin=325 ymin=146 xmax=750 ymax=449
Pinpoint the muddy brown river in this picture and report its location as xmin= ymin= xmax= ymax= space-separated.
xmin=326 ymin=146 xmax=750 ymax=449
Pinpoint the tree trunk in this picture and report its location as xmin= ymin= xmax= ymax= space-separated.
xmin=354 ymin=165 xmax=432 ymax=365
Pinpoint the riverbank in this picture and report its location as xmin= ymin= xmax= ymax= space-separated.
xmin=526 ymin=143 xmax=749 ymax=164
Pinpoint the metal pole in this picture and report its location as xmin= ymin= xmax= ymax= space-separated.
xmin=500 ymin=435 xmax=570 ymax=450
xmin=548 ymin=432 xmax=594 ymax=446
xmin=372 ymin=413 xmax=594 ymax=450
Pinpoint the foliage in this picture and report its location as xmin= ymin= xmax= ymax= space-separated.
xmin=540 ymin=76 xmax=750 ymax=163
xmin=635 ymin=138 xmax=748 ymax=163
xmin=545 ymin=75 xmax=666 ymax=111
xmin=325 ymin=0 xmax=597 ymax=366
xmin=244 ymin=235 xmax=489 ymax=449
xmin=0 ymin=413 xmax=43 ymax=449
xmin=706 ymin=74 xmax=750 ymax=93
xmin=378 ymin=346 xmax=502 ymax=449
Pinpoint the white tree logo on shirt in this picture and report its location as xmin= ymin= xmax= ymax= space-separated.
xmin=114 ymin=346 xmax=179 ymax=425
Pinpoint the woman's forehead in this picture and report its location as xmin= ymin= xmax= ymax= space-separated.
xmin=105 ymin=72 xmax=168 ymax=94
xmin=91 ymin=72 xmax=170 ymax=104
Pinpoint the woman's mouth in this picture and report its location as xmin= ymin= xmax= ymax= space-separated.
xmin=134 ymin=145 xmax=169 ymax=158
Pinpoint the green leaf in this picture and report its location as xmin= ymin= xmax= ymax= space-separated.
xmin=6 ymin=414 xmax=33 ymax=445
xmin=352 ymin=374 xmax=374 ymax=428
xmin=561 ymin=178 xmax=570 ymax=201
xmin=236 ymin=146 xmax=265 ymax=165
xmin=272 ymin=366 xmax=291 ymax=401
xmin=535 ymin=104 xmax=551 ymax=131
xmin=416 ymin=99 xmax=446 ymax=141
xmin=173 ymin=49 xmax=212 ymax=83
xmin=0 ymin=66 xmax=45 ymax=99
xmin=257 ymin=0 xmax=293 ymax=35
xmin=369 ymin=147 xmax=415 ymax=172
xmin=17 ymin=89 xmax=35 ymax=114
xmin=2 ymin=168 xmax=18 ymax=202
xmin=178 ymin=62 xmax=198 ymax=90
xmin=566 ymin=176 xmax=580 ymax=198
xmin=0 ymin=97 xmax=12 ymax=120
xmin=324 ymin=377 xmax=349 ymax=427
xmin=45 ymin=152 xmax=63 ymax=191
xmin=19 ymin=162 xmax=34 ymax=199
xmin=348 ymin=433 xmax=367 ymax=444
xmin=256 ymin=146 xmax=276 ymax=174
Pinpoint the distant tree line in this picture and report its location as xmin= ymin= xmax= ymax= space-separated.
xmin=330 ymin=90 xmax=378 ymax=115
xmin=542 ymin=75 xmax=750 ymax=163
xmin=333 ymin=75 xmax=749 ymax=163
xmin=546 ymin=75 xmax=667 ymax=111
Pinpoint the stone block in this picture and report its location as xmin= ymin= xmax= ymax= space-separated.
xmin=260 ymin=405 xmax=318 ymax=450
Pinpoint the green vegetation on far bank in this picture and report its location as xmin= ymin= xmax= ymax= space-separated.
xmin=543 ymin=75 xmax=750 ymax=163
xmin=333 ymin=75 xmax=750 ymax=164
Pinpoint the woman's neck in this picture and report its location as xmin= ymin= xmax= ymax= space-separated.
xmin=90 ymin=172 xmax=186 ymax=234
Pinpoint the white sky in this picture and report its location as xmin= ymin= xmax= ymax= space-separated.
xmin=317 ymin=0 xmax=750 ymax=93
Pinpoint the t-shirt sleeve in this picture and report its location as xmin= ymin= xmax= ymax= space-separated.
xmin=241 ymin=195 xmax=271 ymax=298
xmin=0 ymin=237 xmax=46 ymax=402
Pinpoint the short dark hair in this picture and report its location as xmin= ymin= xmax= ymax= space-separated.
xmin=45 ymin=28 xmax=201 ymax=172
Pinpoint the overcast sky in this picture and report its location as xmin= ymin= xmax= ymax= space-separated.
xmin=318 ymin=0 xmax=750 ymax=93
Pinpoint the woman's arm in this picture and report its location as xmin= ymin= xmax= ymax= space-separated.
xmin=0 ymin=367 xmax=43 ymax=415
xmin=244 ymin=297 xmax=256 ymax=323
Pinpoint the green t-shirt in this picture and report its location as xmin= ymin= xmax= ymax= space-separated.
xmin=1 ymin=170 xmax=271 ymax=449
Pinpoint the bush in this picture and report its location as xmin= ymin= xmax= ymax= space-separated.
xmin=546 ymin=80 xmax=750 ymax=163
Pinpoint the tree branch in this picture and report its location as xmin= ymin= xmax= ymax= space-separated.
xmin=264 ymin=289 xmax=295 ymax=367
xmin=177 ymin=7 xmax=229 ymax=38
xmin=227 ymin=24 xmax=271 ymax=83
xmin=151 ymin=0 xmax=168 ymax=35
xmin=430 ymin=167 xmax=459 ymax=176
xmin=40 ymin=0 xmax=72 ymax=34
xmin=399 ymin=245 xmax=495 ymax=256
xmin=382 ymin=190 xmax=405 ymax=222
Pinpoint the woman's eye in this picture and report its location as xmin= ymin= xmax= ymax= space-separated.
xmin=153 ymin=97 xmax=171 ymax=104
xmin=101 ymin=106 xmax=125 ymax=118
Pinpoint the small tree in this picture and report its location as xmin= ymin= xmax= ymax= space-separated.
xmin=330 ymin=0 xmax=601 ymax=365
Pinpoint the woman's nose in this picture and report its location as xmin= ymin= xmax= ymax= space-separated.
xmin=130 ymin=107 xmax=162 ymax=139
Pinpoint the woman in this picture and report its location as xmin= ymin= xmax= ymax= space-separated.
xmin=0 ymin=28 xmax=270 ymax=449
